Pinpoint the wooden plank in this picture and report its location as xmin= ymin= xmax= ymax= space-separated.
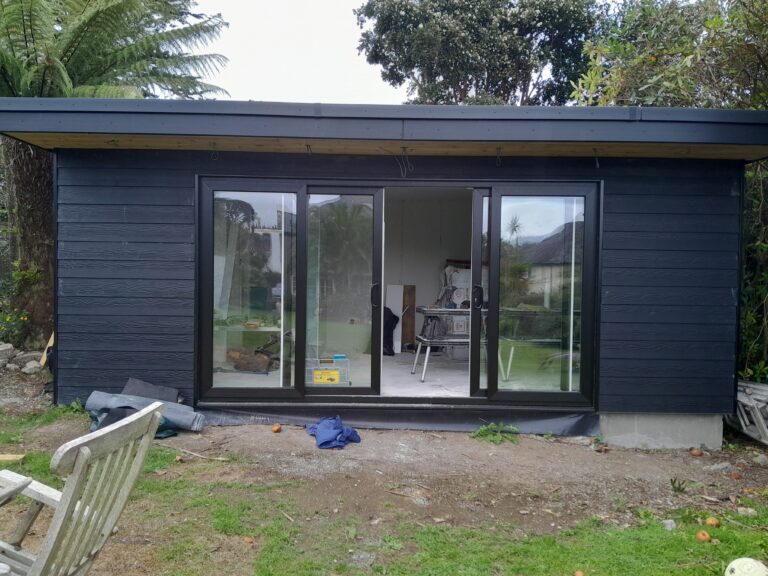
xmin=601 ymin=267 xmax=738 ymax=287
xmin=58 ymin=241 xmax=194 ymax=261
xmin=57 ymin=260 xmax=195 ymax=279
xmin=58 ymin=223 xmax=194 ymax=243
xmin=602 ymin=231 xmax=738 ymax=252
xmin=57 ymin=315 xmax=193 ymax=335
xmin=600 ymin=376 xmax=733 ymax=397
xmin=0 ymin=454 xmax=24 ymax=463
xmin=601 ymin=286 xmax=737 ymax=307
xmin=0 ymin=469 xmax=61 ymax=508
xmin=57 ymin=333 xmax=194 ymax=352
xmin=603 ymin=195 xmax=739 ymax=215
xmin=602 ymin=304 xmax=736 ymax=324
xmin=402 ymin=285 xmax=416 ymax=347
xmin=57 ymin=351 xmax=193 ymax=370
xmin=58 ymin=278 xmax=194 ymax=298
xmin=600 ymin=340 xmax=735 ymax=361
xmin=58 ymin=297 xmax=193 ymax=316
xmin=599 ymin=394 xmax=734 ymax=413
xmin=58 ymin=186 xmax=193 ymax=206
xmin=602 ymin=250 xmax=737 ymax=269
xmin=600 ymin=358 xmax=734 ymax=379
xmin=603 ymin=213 xmax=739 ymax=233
xmin=18 ymin=132 xmax=768 ymax=160
xmin=600 ymin=322 xmax=736 ymax=342
xmin=58 ymin=205 xmax=194 ymax=223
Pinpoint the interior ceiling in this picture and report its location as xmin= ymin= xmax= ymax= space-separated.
xmin=6 ymin=132 xmax=768 ymax=161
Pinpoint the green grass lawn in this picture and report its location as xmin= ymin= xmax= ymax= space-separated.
xmin=1 ymin=407 xmax=767 ymax=575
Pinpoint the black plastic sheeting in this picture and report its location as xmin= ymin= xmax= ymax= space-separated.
xmin=199 ymin=406 xmax=599 ymax=436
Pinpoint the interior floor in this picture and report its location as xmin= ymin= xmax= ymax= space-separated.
xmin=381 ymin=349 xmax=469 ymax=397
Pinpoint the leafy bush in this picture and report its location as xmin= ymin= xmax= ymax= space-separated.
xmin=0 ymin=306 xmax=29 ymax=347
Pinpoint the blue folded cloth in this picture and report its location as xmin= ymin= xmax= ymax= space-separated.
xmin=306 ymin=415 xmax=361 ymax=449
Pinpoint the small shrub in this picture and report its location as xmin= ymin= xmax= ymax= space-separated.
xmin=471 ymin=422 xmax=519 ymax=444
xmin=0 ymin=306 xmax=29 ymax=347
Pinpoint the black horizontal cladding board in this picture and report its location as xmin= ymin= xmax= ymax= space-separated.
xmin=58 ymin=297 xmax=193 ymax=316
xmin=57 ymin=167 xmax=194 ymax=188
xmin=601 ymin=358 xmax=734 ymax=379
xmin=58 ymin=204 xmax=195 ymax=223
xmin=600 ymin=340 xmax=734 ymax=361
xmin=601 ymin=323 xmax=736 ymax=342
xmin=58 ymin=241 xmax=194 ymax=261
xmin=603 ymin=213 xmax=740 ymax=233
xmin=57 ymin=369 xmax=194 ymax=389
xmin=603 ymin=194 xmax=739 ymax=214
xmin=58 ymin=351 xmax=193 ymax=370
xmin=601 ymin=267 xmax=738 ymax=287
xmin=602 ymin=304 xmax=736 ymax=324
xmin=599 ymin=395 xmax=734 ymax=413
xmin=58 ymin=333 xmax=194 ymax=352
xmin=602 ymin=250 xmax=737 ymax=269
xmin=58 ymin=278 xmax=194 ymax=298
xmin=57 ymin=315 xmax=194 ymax=335
xmin=58 ymin=223 xmax=195 ymax=243
xmin=601 ymin=286 xmax=737 ymax=307
xmin=57 ymin=260 xmax=195 ymax=279
xmin=601 ymin=377 xmax=732 ymax=397
xmin=57 ymin=386 xmax=193 ymax=406
xmin=602 ymin=231 xmax=738 ymax=252
xmin=58 ymin=186 xmax=193 ymax=206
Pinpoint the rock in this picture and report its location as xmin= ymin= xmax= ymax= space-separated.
xmin=737 ymin=507 xmax=757 ymax=517
xmin=0 ymin=343 xmax=15 ymax=360
xmin=725 ymin=558 xmax=768 ymax=576
xmin=351 ymin=551 xmax=376 ymax=568
xmin=753 ymin=453 xmax=768 ymax=466
xmin=705 ymin=462 xmax=739 ymax=473
xmin=15 ymin=351 xmax=41 ymax=365
xmin=662 ymin=519 xmax=677 ymax=531
xmin=5 ymin=363 xmax=20 ymax=372
xmin=0 ymin=359 xmax=7 ymax=369
xmin=21 ymin=361 xmax=41 ymax=375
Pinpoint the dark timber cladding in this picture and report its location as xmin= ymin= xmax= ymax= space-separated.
xmin=53 ymin=147 xmax=741 ymax=413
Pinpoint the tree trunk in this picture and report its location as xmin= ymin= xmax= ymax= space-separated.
xmin=1 ymin=137 xmax=54 ymax=345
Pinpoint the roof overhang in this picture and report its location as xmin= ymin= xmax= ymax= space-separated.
xmin=0 ymin=99 xmax=766 ymax=161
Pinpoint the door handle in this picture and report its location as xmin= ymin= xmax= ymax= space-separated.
xmin=371 ymin=282 xmax=381 ymax=308
xmin=472 ymin=285 xmax=484 ymax=309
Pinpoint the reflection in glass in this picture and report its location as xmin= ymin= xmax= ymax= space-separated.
xmin=307 ymin=194 xmax=374 ymax=387
xmin=212 ymin=192 xmax=296 ymax=388
xmin=478 ymin=197 xmax=489 ymax=390
xmin=498 ymin=197 xmax=584 ymax=392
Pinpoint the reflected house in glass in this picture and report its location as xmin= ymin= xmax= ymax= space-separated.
xmin=1 ymin=99 xmax=766 ymax=447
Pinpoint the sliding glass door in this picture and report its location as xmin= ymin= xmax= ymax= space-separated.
xmin=305 ymin=186 xmax=383 ymax=394
xmin=485 ymin=183 xmax=597 ymax=404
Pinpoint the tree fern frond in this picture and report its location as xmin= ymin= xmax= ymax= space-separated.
xmin=70 ymin=83 xmax=141 ymax=97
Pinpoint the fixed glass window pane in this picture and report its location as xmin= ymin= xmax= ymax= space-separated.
xmin=212 ymin=192 xmax=296 ymax=389
xmin=307 ymin=194 xmax=374 ymax=388
xmin=498 ymin=196 xmax=584 ymax=392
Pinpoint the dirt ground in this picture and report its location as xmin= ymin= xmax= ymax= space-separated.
xmin=2 ymin=374 xmax=768 ymax=574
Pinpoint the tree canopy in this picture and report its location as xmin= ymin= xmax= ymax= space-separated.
xmin=355 ymin=0 xmax=605 ymax=105
xmin=571 ymin=0 xmax=768 ymax=109
xmin=0 ymin=0 xmax=228 ymax=99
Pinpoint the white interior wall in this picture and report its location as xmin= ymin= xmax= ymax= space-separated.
xmin=384 ymin=188 xmax=473 ymax=311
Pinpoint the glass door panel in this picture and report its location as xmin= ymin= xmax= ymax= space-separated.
xmin=211 ymin=191 xmax=296 ymax=389
xmin=306 ymin=189 xmax=382 ymax=391
xmin=496 ymin=196 xmax=584 ymax=393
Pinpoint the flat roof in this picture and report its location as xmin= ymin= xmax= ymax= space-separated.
xmin=0 ymin=98 xmax=767 ymax=161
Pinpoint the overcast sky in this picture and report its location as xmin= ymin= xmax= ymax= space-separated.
xmin=192 ymin=0 xmax=409 ymax=104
